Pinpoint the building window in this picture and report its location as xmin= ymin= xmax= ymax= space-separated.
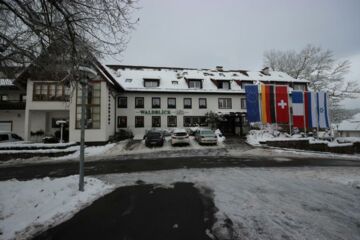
xmin=240 ymin=81 xmax=253 ymax=88
xmin=33 ymin=82 xmax=69 ymax=101
xmin=20 ymin=94 xmax=26 ymax=102
xmin=199 ymin=98 xmax=207 ymax=109
xmin=183 ymin=116 xmax=207 ymax=127
xmin=152 ymin=116 xmax=161 ymax=127
xmin=218 ymin=98 xmax=232 ymax=109
xmin=76 ymin=81 xmax=101 ymax=129
xmin=135 ymin=116 xmax=144 ymax=128
xmin=184 ymin=98 xmax=192 ymax=109
xmin=0 ymin=94 xmax=8 ymax=101
xmin=167 ymin=116 xmax=177 ymax=127
xmin=293 ymin=84 xmax=306 ymax=91
xmin=241 ymin=98 xmax=246 ymax=109
xmin=118 ymin=116 xmax=127 ymax=128
xmin=152 ymin=97 xmax=161 ymax=108
xmin=144 ymin=79 xmax=160 ymax=87
xmin=135 ymin=97 xmax=144 ymax=108
xmin=172 ymin=81 xmax=178 ymax=85
xmin=118 ymin=97 xmax=127 ymax=108
xmin=218 ymin=81 xmax=231 ymax=90
xmin=168 ymin=98 xmax=176 ymax=109
xmin=188 ymin=80 xmax=202 ymax=89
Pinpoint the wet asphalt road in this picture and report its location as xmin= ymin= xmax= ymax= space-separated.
xmin=33 ymin=182 xmax=216 ymax=240
xmin=1 ymin=154 xmax=360 ymax=181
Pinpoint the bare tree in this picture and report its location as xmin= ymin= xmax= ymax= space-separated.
xmin=0 ymin=0 xmax=138 ymax=70
xmin=264 ymin=44 xmax=359 ymax=110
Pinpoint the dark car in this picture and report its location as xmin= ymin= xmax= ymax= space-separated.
xmin=144 ymin=130 xmax=165 ymax=147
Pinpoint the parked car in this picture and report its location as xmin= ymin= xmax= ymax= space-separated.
xmin=171 ymin=128 xmax=190 ymax=146
xmin=144 ymin=129 xmax=165 ymax=147
xmin=0 ymin=131 xmax=23 ymax=143
xmin=194 ymin=128 xmax=217 ymax=145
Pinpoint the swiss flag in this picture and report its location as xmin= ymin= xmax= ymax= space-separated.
xmin=275 ymin=85 xmax=289 ymax=123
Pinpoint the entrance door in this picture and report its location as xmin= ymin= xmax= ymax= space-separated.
xmin=0 ymin=121 xmax=12 ymax=132
xmin=218 ymin=116 xmax=235 ymax=136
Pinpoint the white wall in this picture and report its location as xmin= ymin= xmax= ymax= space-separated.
xmin=0 ymin=110 xmax=25 ymax=138
xmin=116 ymin=92 xmax=247 ymax=137
xmin=339 ymin=131 xmax=360 ymax=137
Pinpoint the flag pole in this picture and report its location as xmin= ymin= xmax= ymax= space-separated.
xmin=289 ymin=88 xmax=292 ymax=135
xmin=274 ymin=85 xmax=278 ymax=132
xmin=316 ymin=92 xmax=320 ymax=139
xmin=303 ymin=91 xmax=307 ymax=136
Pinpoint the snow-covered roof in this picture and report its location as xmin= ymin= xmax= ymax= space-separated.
xmin=103 ymin=64 xmax=308 ymax=93
xmin=338 ymin=113 xmax=360 ymax=131
xmin=0 ymin=79 xmax=15 ymax=87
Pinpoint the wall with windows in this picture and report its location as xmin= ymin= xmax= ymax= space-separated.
xmin=115 ymin=92 xmax=247 ymax=137
xmin=26 ymin=81 xmax=70 ymax=110
xmin=0 ymin=90 xmax=26 ymax=102
xmin=69 ymin=80 xmax=113 ymax=142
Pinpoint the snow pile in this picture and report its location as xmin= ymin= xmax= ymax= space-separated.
xmin=215 ymin=129 xmax=226 ymax=143
xmin=246 ymin=125 xmax=287 ymax=146
xmin=0 ymin=175 xmax=114 ymax=240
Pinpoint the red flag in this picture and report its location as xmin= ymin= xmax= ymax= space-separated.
xmin=275 ymin=85 xmax=289 ymax=123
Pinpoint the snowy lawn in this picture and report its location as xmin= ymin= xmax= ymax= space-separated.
xmin=0 ymin=175 xmax=114 ymax=240
xmin=98 ymin=167 xmax=360 ymax=240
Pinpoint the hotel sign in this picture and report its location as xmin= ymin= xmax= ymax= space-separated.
xmin=139 ymin=110 xmax=171 ymax=115
xmin=138 ymin=110 xmax=186 ymax=115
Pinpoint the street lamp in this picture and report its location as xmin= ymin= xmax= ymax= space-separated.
xmin=77 ymin=66 xmax=97 ymax=192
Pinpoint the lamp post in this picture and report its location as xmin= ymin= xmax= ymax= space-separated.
xmin=77 ymin=66 xmax=97 ymax=192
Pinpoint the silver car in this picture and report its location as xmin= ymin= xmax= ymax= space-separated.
xmin=0 ymin=131 xmax=23 ymax=143
xmin=171 ymin=128 xmax=190 ymax=145
xmin=194 ymin=129 xmax=217 ymax=145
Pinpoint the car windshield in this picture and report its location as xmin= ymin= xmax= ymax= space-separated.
xmin=11 ymin=134 xmax=23 ymax=140
xmin=148 ymin=132 xmax=161 ymax=137
xmin=201 ymin=130 xmax=214 ymax=135
xmin=174 ymin=132 xmax=187 ymax=136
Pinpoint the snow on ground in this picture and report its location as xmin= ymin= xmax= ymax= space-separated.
xmin=247 ymin=127 xmax=360 ymax=149
xmin=97 ymin=167 xmax=360 ymax=240
xmin=54 ymin=143 xmax=116 ymax=160
xmin=0 ymin=175 xmax=114 ymax=240
xmin=0 ymin=142 xmax=76 ymax=148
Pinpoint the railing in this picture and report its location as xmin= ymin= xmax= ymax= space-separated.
xmin=0 ymin=100 xmax=26 ymax=110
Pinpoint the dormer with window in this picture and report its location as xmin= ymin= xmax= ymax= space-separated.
xmin=235 ymin=80 xmax=253 ymax=89
xmin=143 ymin=78 xmax=160 ymax=88
xmin=187 ymin=79 xmax=202 ymax=89
xmin=217 ymin=80 xmax=231 ymax=90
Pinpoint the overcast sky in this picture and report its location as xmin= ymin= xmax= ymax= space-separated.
xmin=106 ymin=0 xmax=360 ymax=108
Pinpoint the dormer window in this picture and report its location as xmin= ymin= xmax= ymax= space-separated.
xmin=125 ymin=78 xmax=132 ymax=83
xmin=144 ymin=79 xmax=160 ymax=87
xmin=188 ymin=79 xmax=202 ymax=89
xmin=218 ymin=81 xmax=231 ymax=90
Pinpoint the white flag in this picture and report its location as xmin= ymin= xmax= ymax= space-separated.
xmin=317 ymin=91 xmax=330 ymax=129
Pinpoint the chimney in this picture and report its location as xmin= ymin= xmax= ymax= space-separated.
xmin=261 ymin=67 xmax=270 ymax=76
xmin=216 ymin=66 xmax=223 ymax=71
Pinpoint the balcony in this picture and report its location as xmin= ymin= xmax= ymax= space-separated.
xmin=0 ymin=100 xmax=26 ymax=110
